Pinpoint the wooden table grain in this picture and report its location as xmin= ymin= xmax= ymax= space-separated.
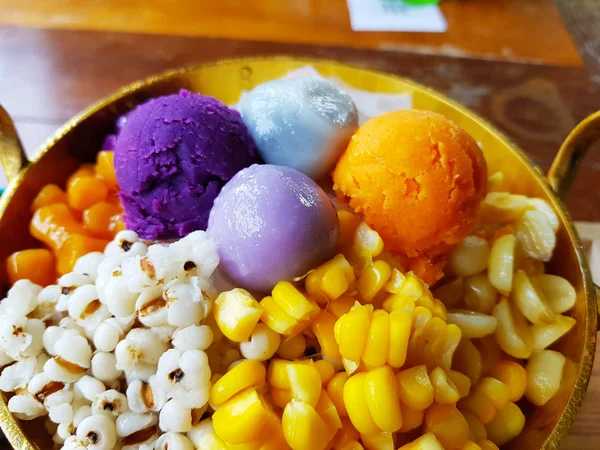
xmin=0 ymin=15 xmax=598 ymax=450
xmin=0 ymin=0 xmax=583 ymax=66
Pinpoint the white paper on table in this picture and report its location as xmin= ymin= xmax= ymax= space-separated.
xmin=234 ymin=65 xmax=413 ymax=125
xmin=346 ymin=0 xmax=447 ymax=33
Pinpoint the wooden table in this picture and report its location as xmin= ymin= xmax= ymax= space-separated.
xmin=0 ymin=0 xmax=599 ymax=448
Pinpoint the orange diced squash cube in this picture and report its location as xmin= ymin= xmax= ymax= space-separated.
xmin=31 ymin=184 xmax=68 ymax=212
xmin=83 ymin=201 xmax=123 ymax=239
xmin=67 ymin=175 xmax=109 ymax=211
xmin=95 ymin=151 xmax=119 ymax=188
xmin=56 ymin=234 xmax=108 ymax=274
xmin=30 ymin=204 xmax=87 ymax=250
xmin=6 ymin=249 xmax=56 ymax=286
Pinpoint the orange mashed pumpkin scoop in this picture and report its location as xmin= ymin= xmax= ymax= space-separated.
xmin=332 ymin=110 xmax=487 ymax=283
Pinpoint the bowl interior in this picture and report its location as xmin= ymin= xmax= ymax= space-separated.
xmin=0 ymin=57 xmax=595 ymax=450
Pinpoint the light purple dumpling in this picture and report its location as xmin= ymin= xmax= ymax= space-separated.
xmin=207 ymin=164 xmax=338 ymax=293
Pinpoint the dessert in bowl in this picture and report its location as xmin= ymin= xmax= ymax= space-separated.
xmin=0 ymin=58 xmax=597 ymax=450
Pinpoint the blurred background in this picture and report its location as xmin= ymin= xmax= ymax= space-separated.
xmin=0 ymin=0 xmax=599 ymax=446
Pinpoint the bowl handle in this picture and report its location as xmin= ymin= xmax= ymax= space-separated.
xmin=547 ymin=111 xmax=600 ymax=328
xmin=0 ymin=104 xmax=28 ymax=185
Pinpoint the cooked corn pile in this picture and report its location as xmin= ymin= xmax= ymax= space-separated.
xmin=0 ymin=173 xmax=576 ymax=450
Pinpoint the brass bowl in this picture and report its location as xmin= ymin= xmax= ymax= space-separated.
xmin=0 ymin=57 xmax=598 ymax=449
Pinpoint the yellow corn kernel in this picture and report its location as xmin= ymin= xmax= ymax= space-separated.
xmin=346 ymin=243 xmax=374 ymax=277
xmin=338 ymin=442 xmax=364 ymax=450
xmin=342 ymin=357 xmax=361 ymax=375
xmin=273 ymin=281 xmax=319 ymax=321
xmin=361 ymin=309 xmax=390 ymax=369
xmin=357 ymin=260 xmax=392 ymax=303
xmin=433 ymin=277 xmax=464 ymax=309
xmin=449 ymin=236 xmax=490 ymax=277
xmin=525 ymin=349 xmax=566 ymax=406
xmin=388 ymin=311 xmax=412 ymax=368
xmin=268 ymin=359 xmax=296 ymax=389
xmin=512 ymin=270 xmax=556 ymax=324
xmin=332 ymin=417 xmax=360 ymax=449
xmin=383 ymin=268 xmax=407 ymax=294
xmin=260 ymin=295 xmax=300 ymax=335
xmin=463 ymin=274 xmax=497 ymax=315
xmin=516 ymin=210 xmax=556 ymax=262
xmin=492 ymin=297 xmax=532 ymax=359
xmin=525 ymin=198 xmax=558 ymax=231
xmin=477 ymin=440 xmax=499 ymax=450
xmin=261 ymin=432 xmax=291 ymax=450
xmin=306 ymin=272 xmax=328 ymax=305
xmin=382 ymin=294 xmax=415 ymax=314
xmin=315 ymin=360 xmax=336 ymax=384
xmin=329 ymin=295 xmax=357 ymax=318
xmin=462 ymin=411 xmax=487 ymax=442
xmin=343 ymin=372 xmax=380 ymax=436
xmin=440 ymin=324 xmax=462 ymax=371
xmin=399 ymin=402 xmax=424 ymax=432
xmin=462 ymin=442 xmax=482 ymax=450
xmin=315 ymin=390 xmax=343 ymax=430
xmin=306 ymin=254 xmax=356 ymax=304
xmin=432 ymin=298 xmax=448 ymax=321
xmin=431 ymin=367 xmax=460 ymax=404
xmin=214 ymin=289 xmax=263 ymax=342
xmin=360 ymin=431 xmax=394 ymax=450
xmin=337 ymin=210 xmax=362 ymax=251
xmin=424 ymin=403 xmax=470 ymax=450
xmin=282 ymin=399 xmax=336 ymax=450
xmin=278 ymin=334 xmax=306 ymax=360
xmin=335 ymin=303 xmax=373 ymax=363
xmin=189 ymin=419 xmax=231 ymax=450
xmin=487 ymin=233 xmax=516 ymax=295
xmin=481 ymin=192 xmax=529 ymax=223
xmin=227 ymin=441 xmax=261 ymax=450
xmin=396 ymin=365 xmax=434 ymax=411
xmin=327 ymin=372 xmax=349 ymax=417
xmin=287 ymin=363 xmax=322 ymax=407
xmin=531 ymin=314 xmax=576 ymax=351
xmin=410 ymin=306 xmax=433 ymax=340
xmin=414 ymin=317 xmax=447 ymax=370
xmin=397 ymin=272 xmax=427 ymax=299
xmin=212 ymin=389 xmax=274 ymax=444
xmin=447 ymin=370 xmax=471 ymax=399
xmin=271 ymin=387 xmax=292 ymax=409
xmin=476 ymin=378 xmax=510 ymax=411
xmin=493 ymin=361 xmax=526 ymax=403
xmin=446 ymin=310 xmax=498 ymax=339
xmin=364 ymin=366 xmax=402 ymax=432
xmin=415 ymin=294 xmax=436 ymax=313
xmin=487 ymin=172 xmax=505 ymax=192
xmin=398 ymin=433 xmax=444 ymax=450
xmin=312 ymin=311 xmax=342 ymax=362
xmin=458 ymin=391 xmax=497 ymax=424
xmin=209 ymin=360 xmax=266 ymax=407
xmin=355 ymin=222 xmax=384 ymax=258
xmin=452 ymin=339 xmax=482 ymax=385
xmin=534 ymin=274 xmax=576 ymax=314
xmin=322 ymin=266 xmax=351 ymax=301
xmin=484 ymin=402 xmax=525 ymax=447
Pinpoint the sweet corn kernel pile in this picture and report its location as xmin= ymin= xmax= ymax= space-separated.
xmin=0 ymin=171 xmax=577 ymax=450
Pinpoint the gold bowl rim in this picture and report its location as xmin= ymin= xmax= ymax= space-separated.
xmin=0 ymin=56 xmax=596 ymax=450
